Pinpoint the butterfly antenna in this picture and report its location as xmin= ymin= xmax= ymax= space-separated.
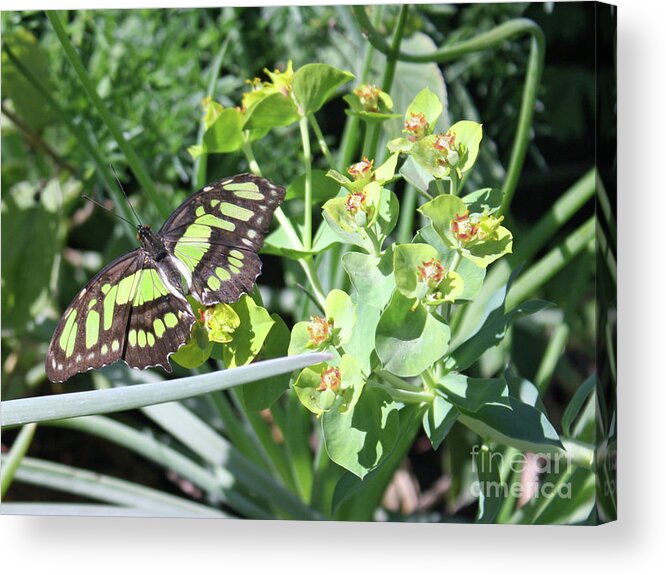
xmin=109 ymin=164 xmax=142 ymax=226
xmin=82 ymin=195 xmax=135 ymax=227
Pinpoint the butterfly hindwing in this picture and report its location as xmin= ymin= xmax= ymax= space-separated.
xmin=46 ymin=249 xmax=143 ymax=383
xmin=122 ymin=271 xmax=196 ymax=371
xmin=46 ymin=250 xmax=195 ymax=382
xmin=159 ymin=173 xmax=285 ymax=306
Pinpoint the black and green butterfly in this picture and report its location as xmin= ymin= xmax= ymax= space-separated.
xmin=46 ymin=173 xmax=285 ymax=383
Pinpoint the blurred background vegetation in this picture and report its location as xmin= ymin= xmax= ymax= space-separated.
xmin=1 ymin=3 xmax=602 ymax=519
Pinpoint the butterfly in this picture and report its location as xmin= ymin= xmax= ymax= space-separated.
xmin=45 ymin=173 xmax=285 ymax=383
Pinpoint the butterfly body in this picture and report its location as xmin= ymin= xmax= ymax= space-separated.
xmin=46 ymin=174 xmax=285 ymax=383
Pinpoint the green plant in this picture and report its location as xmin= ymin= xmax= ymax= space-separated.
xmin=1 ymin=4 xmax=610 ymax=524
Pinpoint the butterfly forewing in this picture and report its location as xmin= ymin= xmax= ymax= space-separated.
xmin=159 ymin=174 xmax=285 ymax=306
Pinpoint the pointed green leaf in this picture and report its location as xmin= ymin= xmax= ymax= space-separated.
xmin=293 ymin=63 xmax=354 ymax=116
xmin=375 ymin=291 xmax=450 ymax=377
xmin=423 ymin=396 xmax=459 ymax=450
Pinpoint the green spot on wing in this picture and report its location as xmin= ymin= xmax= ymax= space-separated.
xmin=207 ymin=274 xmax=221 ymax=290
xmin=164 ymin=312 xmax=178 ymax=328
xmin=195 ymin=213 xmax=235 ymax=231
xmin=138 ymin=329 xmax=147 ymax=348
xmin=225 ymin=181 xmax=260 ymax=192
xmin=218 ymin=202 xmax=253 ymax=222
xmin=233 ymin=191 xmax=264 ymax=200
xmin=216 ymin=267 xmax=230 ymax=281
xmin=59 ymin=309 xmax=78 ymax=357
xmin=229 ymin=250 xmax=244 ymax=260
xmin=128 ymin=329 xmax=137 ymax=346
xmin=228 ymin=256 xmax=243 ymax=268
xmin=103 ymin=285 xmax=118 ymax=330
xmin=153 ymin=318 xmax=166 ymax=337
xmin=85 ymin=310 xmax=100 ymax=349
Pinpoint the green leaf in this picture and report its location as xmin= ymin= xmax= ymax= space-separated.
xmin=462 ymin=188 xmax=504 ymax=215
xmin=284 ymin=170 xmax=340 ymax=203
xmin=448 ymin=120 xmax=483 ymax=173
xmin=243 ymin=91 xmax=300 ymax=129
xmin=2 ymin=28 xmax=55 ymax=130
xmin=292 ymin=63 xmax=354 ymax=116
xmin=325 ymin=289 xmax=356 ymax=346
xmin=446 ymin=298 xmax=552 ymax=371
xmin=474 ymin=445 xmax=503 ymax=523
xmin=1 ymin=179 xmax=72 ymax=333
xmin=343 ymin=248 xmax=396 ymax=310
xmin=562 ymin=375 xmax=597 ymax=437
xmin=201 ymin=107 xmax=244 ymax=154
xmin=463 ymin=226 xmax=513 ymax=269
xmin=263 ymin=213 xmax=340 ymax=258
xmin=236 ymin=314 xmax=292 ymax=411
xmin=394 ymin=243 xmax=440 ymax=299
xmin=387 ymin=32 xmax=450 ymax=138
xmin=2 ymin=353 xmax=332 ymax=427
xmin=376 ymin=188 xmax=400 ymax=240
xmin=373 ymin=153 xmax=400 ymax=184
xmin=222 ymin=295 xmax=275 ymax=368
xmin=423 ymin=396 xmax=458 ymax=450
xmin=322 ymin=386 xmax=399 ymax=479
xmin=405 ymin=87 xmax=443 ymax=132
xmin=419 ymin=194 xmax=467 ymax=247
xmin=399 ymin=155 xmax=435 ymax=195
xmin=460 ymin=398 xmax=563 ymax=453
xmin=170 ymin=322 xmax=214 ymax=369
xmin=340 ymin=303 xmax=380 ymax=375
xmin=436 ymin=374 xmax=510 ymax=412
xmin=293 ymin=355 xmax=363 ymax=416
xmin=375 ymin=291 xmax=450 ymax=377
xmin=416 ymin=224 xmax=488 ymax=302
xmin=321 ymin=196 xmax=374 ymax=252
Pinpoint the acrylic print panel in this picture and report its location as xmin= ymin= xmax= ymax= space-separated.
xmin=0 ymin=2 xmax=616 ymax=524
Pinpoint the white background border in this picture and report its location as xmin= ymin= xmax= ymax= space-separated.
xmin=2 ymin=0 xmax=664 ymax=570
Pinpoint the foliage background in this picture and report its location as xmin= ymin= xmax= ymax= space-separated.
xmin=2 ymin=2 xmax=608 ymax=523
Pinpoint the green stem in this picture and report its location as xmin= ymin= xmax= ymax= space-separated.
xmin=364 ymin=4 xmax=410 ymax=159
xmin=435 ymin=179 xmax=448 ymax=196
xmin=46 ymin=11 xmax=170 ymax=220
xmin=242 ymin=136 xmax=324 ymax=308
xmin=506 ymin=217 xmax=595 ymax=310
xmin=300 ymin=116 xmax=313 ymax=251
xmin=208 ymin=392 xmax=270 ymax=471
xmin=376 ymin=370 xmax=422 ymax=392
xmin=368 ymin=381 xmax=432 ymax=405
xmin=193 ymin=37 xmax=230 ymax=190
xmin=338 ymin=5 xmax=384 ymax=169
xmin=309 ymin=114 xmax=335 ymax=168
xmin=396 ymin=184 xmax=417 ymax=244
xmin=1 ymin=423 xmax=37 ymax=497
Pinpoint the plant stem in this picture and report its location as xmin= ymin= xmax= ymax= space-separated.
xmin=364 ymin=4 xmax=410 ymax=159
xmin=309 ymin=113 xmax=335 ymax=168
xmin=337 ymin=5 xmax=384 ymax=169
xmin=299 ymin=116 xmax=313 ymax=251
xmin=46 ymin=11 xmax=170 ymax=220
xmin=435 ymin=179 xmax=448 ymax=196
xmin=1 ymin=423 xmax=37 ymax=497
xmin=193 ymin=37 xmax=230 ymax=190
xmin=368 ymin=381 xmax=432 ymax=405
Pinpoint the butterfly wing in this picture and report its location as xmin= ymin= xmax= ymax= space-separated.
xmin=159 ymin=173 xmax=285 ymax=306
xmin=46 ymin=249 xmax=195 ymax=383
